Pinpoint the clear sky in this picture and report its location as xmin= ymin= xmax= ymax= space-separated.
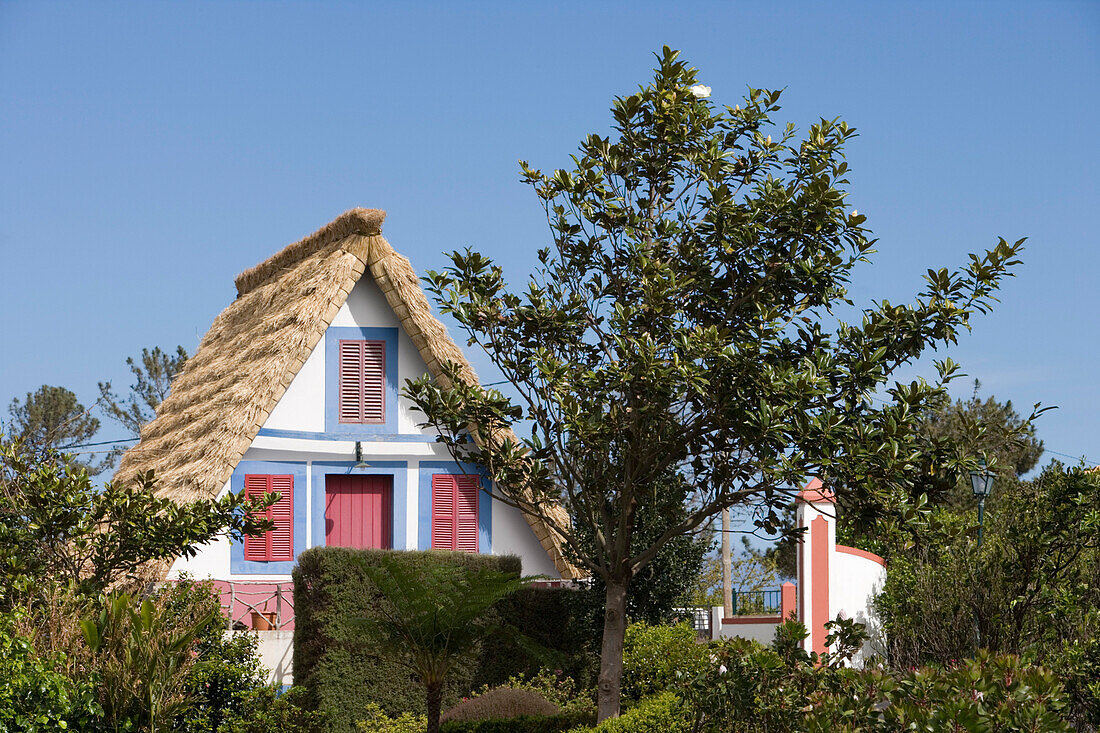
xmin=1 ymin=1 xmax=1097 ymax=471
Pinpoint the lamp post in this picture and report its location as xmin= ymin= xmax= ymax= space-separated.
xmin=969 ymin=457 xmax=995 ymax=652
xmin=969 ymin=458 xmax=995 ymax=548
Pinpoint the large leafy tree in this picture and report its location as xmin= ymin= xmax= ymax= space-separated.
xmin=406 ymin=48 xmax=1026 ymax=719
xmin=98 ymin=345 xmax=189 ymax=438
xmin=7 ymin=385 xmax=110 ymax=474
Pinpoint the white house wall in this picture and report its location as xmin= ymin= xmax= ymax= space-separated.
xmin=492 ymin=499 xmax=560 ymax=577
xmin=265 ymin=277 xmax=435 ymax=436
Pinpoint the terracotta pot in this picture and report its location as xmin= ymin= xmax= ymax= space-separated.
xmin=250 ymin=611 xmax=277 ymax=630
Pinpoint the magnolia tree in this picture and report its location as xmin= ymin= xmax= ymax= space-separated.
xmin=405 ymin=48 xmax=1027 ymax=720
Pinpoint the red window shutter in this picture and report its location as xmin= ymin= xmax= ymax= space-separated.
xmin=243 ymin=475 xmax=272 ymax=561
xmin=431 ymin=474 xmax=479 ymax=553
xmin=268 ymin=475 xmax=294 ymax=561
xmin=243 ymin=474 xmax=294 ymax=562
xmin=339 ymin=341 xmax=364 ymax=423
xmin=455 ymin=476 xmax=480 ymax=553
xmin=431 ymin=475 xmax=456 ymax=550
xmin=339 ymin=340 xmax=386 ymax=424
xmin=362 ymin=341 xmax=385 ymax=423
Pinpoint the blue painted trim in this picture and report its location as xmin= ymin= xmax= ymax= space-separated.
xmin=417 ymin=461 xmax=492 ymax=553
xmin=324 ymin=327 xmax=399 ymax=435
xmin=257 ymin=427 xmax=438 ymax=442
xmin=311 ymin=461 xmax=408 ymax=551
xmin=230 ymin=460 xmax=308 ymax=575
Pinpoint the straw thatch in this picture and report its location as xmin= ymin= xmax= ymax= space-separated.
xmin=115 ymin=208 xmax=580 ymax=580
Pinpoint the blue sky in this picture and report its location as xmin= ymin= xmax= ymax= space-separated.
xmin=1 ymin=1 xmax=1097 ymax=472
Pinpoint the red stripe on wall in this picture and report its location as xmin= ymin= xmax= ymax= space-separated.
xmin=811 ymin=515 xmax=830 ymax=655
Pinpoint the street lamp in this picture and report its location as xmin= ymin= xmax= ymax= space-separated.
xmin=969 ymin=457 xmax=995 ymax=652
xmin=969 ymin=458 xmax=995 ymax=547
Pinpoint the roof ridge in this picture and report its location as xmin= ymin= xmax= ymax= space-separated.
xmin=234 ymin=208 xmax=386 ymax=297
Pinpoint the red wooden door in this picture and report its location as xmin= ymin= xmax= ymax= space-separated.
xmin=325 ymin=474 xmax=392 ymax=549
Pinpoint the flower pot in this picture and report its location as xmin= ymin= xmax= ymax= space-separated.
xmin=251 ymin=611 xmax=277 ymax=630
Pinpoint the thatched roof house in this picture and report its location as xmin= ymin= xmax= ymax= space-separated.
xmin=116 ymin=208 xmax=578 ymax=583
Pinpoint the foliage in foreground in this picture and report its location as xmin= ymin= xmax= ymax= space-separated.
xmin=294 ymin=547 xmax=592 ymax=732
xmin=593 ymin=619 xmax=1078 ymax=732
xmin=0 ymin=610 xmax=102 ymax=733
xmin=0 ymin=578 xmax=318 ymax=733
xmin=875 ymin=462 xmax=1100 ymax=666
xmin=80 ymin=592 xmax=215 ymax=732
xmin=441 ymin=687 xmax=558 ymax=722
xmin=440 ymin=710 xmax=595 ymax=733
xmin=0 ymin=440 xmax=275 ymax=609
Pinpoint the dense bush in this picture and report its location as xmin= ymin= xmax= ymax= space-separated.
xmin=620 ymin=621 xmax=707 ymax=702
xmin=570 ymin=691 xmax=691 ymax=733
xmin=156 ymin=578 xmax=322 ymax=733
xmin=294 ymin=547 xmax=518 ymax=728
xmin=440 ymin=709 xmax=595 ymax=733
xmin=805 ymin=653 xmax=1073 ymax=733
xmin=1051 ymin=635 xmax=1100 ymax=730
xmin=214 ymin=686 xmax=326 ymax=733
xmin=875 ymin=463 xmax=1100 ymax=669
xmin=441 ymin=688 xmax=558 ymax=722
xmin=0 ymin=610 xmax=101 ymax=732
xmin=294 ymin=547 xmax=588 ymax=732
xmin=668 ymin=620 xmax=1076 ymax=732
xmin=357 ymin=703 xmax=426 ymax=733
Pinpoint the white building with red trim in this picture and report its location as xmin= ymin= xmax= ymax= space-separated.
xmin=715 ymin=479 xmax=887 ymax=663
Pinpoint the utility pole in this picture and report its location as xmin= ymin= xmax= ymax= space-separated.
xmin=722 ymin=507 xmax=733 ymax=618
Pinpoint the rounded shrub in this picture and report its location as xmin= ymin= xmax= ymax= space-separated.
xmin=441 ymin=687 xmax=559 ymax=723
xmin=621 ymin=621 xmax=708 ymax=702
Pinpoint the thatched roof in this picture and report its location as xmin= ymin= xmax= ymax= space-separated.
xmin=115 ymin=208 xmax=579 ymax=579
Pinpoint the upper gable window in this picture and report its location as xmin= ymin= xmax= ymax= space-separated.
xmin=339 ymin=339 xmax=386 ymax=423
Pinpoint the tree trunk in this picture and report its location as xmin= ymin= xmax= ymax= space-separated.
xmin=426 ymin=681 xmax=443 ymax=733
xmin=596 ymin=576 xmax=630 ymax=722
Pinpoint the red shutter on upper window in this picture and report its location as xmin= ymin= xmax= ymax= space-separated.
xmin=339 ymin=341 xmax=363 ymax=423
xmin=243 ymin=474 xmax=294 ymax=562
xmin=455 ymin=475 xmax=480 ymax=553
xmin=431 ymin=474 xmax=480 ymax=553
xmin=339 ymin=340 xmax=385 ymax=424
xmin=362 ymin=341 xmax=385 ymax=423
xmin=431 ymin=475 xmax=456 ymax=550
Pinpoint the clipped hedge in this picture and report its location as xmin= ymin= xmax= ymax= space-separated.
xmin=475 ymin=585 xmax=596 ymax=690
xmin=293 ymin=547 xmax=588 ymax=733
xmin=440 ymin=709 xmax=596 ymax=733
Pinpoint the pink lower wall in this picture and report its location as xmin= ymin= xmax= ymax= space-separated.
xmin=209 ymin=580 xmax=295 ymax=631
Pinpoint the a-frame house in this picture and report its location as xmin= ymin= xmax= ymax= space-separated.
xmin=115 ymin=208 xmax=577 ymax=632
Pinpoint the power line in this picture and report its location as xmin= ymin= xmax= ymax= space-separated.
xmin=63 ymin=437 xmax=139 ymax=449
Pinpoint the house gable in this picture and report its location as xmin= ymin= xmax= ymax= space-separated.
xmin=116 ymin=208 xmax=579 ymax=580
